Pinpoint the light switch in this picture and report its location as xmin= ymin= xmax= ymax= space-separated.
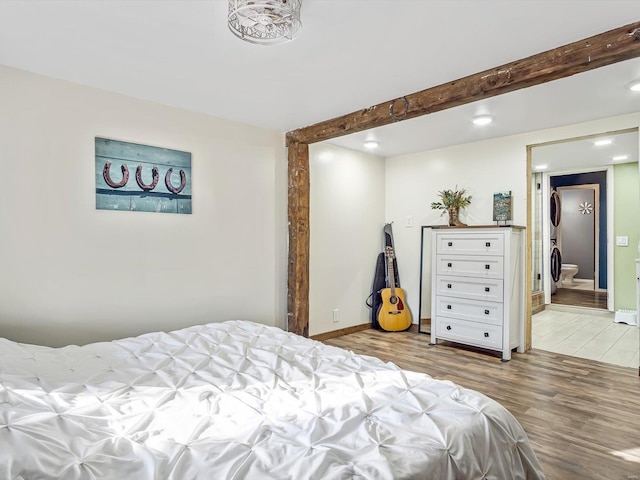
xmin=616 ymin=236 xmax=629 ymax=247
xmin=406 ymin=215 xmax=414 ymax=228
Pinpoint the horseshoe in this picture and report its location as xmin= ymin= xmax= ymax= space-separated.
xmin=103 ymin=161 xmax=129 ymax=188
xmin=135 ymin=165 xmax=159 ymax=191
xmin=389 ymin=96 xmax=408 ymax=122
xmin=165 ymin=168 xmax=187 ymax=194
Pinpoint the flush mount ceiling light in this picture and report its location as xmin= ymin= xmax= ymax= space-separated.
xmin=228 ymin=0 xmax=302 ymax=45
xmin=533 ymin=164 xmax=548 ymax=170
xmin=612 ymin=155 xmax=629 ymax=161
xmin=594 ymin=138 xmax=612 ymax=147
xmin=363 ymin=140 xmax=379 ymax=150
xmin=628 ymin=80 xmax=640 ymax=92
xmin=472 ymin=114 xmax=493 ymax=126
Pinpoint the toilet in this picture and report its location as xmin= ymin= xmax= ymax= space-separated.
xmin=561 ymin=264 xmax=579 ymax=286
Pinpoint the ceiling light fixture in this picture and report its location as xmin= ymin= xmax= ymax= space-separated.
xmin=472 ymin=114 xmax=493 ymax=126
xmin=534 ymin=165 xmax=548 ymax=170
xmin=612 ymin=155 xmax=629 ymax=161
xmin=228 ymin=0 xmax=302 ymax=45
xmin=363 ymin=140 xmax=379 ymax=150
xmin=594 ymin=138 xmax=612 ymax=147
xmin=628 ymin=80 xmax=640 ymax=92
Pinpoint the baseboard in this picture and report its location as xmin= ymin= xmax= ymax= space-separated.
xmin=310 ymin=323 xmax=371 ymax=342
xmin=310 ymin=322 xmax=419 ymax=341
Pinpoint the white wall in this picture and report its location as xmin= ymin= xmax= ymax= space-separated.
xmin=0 ymin=66 xmax=287 ymax=346
xmin=385 ymin=113 xmax=640 ymax=323
xmin=309 ymin=143 xmax=385 ymax=336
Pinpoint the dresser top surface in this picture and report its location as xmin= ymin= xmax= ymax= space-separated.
xmin=424 ymin=225 xmax=526 ymax=230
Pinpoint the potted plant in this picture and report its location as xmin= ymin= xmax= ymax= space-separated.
xmin=431 ymin=187 xmax=472 ymax=226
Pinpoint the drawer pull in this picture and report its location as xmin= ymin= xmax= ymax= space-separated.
xmin=447 ymin=284 xmax=452 ymax=289
xmin=484 ymin=332 xmax=489 ymax=338
xmin=484 ymin=287 xmax=490 ymax=292
xmin=448 ymin=241 xmax=453 ymax=247
xmin=447 ymin=305 xmax=452 ymax=310
xmin=485 ymin=242 xmax=491 ymax=247
xmin=485 ymin=264 xmax=490 ymax=270
xmin=447 ymin=262 xmax=452 ymax=268
xmin=484 ymin=309 xmax=490 ymax=315
xmin=446 ymin=325 xmax=452 ymax=331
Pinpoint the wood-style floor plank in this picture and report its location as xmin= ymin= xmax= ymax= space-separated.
xmin=551 ymin=287 xmax=608 ymax=309
xmin=324 ymin=329 xmax=640 ymax=480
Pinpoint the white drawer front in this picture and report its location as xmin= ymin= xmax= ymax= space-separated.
xmin=436 ymin=255 xmax=504 ymax=279
xmin=435 ymin=295 xmax=503 ymax=326
xmin=434 ymin=317 xmax=503 ymax=350
xmin=435 ymin=232 xmax=504 ymax=256
xmin=435 ymin=275 xmax=504 ymax=302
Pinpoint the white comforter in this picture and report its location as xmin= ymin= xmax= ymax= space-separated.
xmin=0 ymin=320 xmax=544 ymax=479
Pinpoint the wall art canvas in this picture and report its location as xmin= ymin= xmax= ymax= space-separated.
xmin=493 ymin=191 xmax=512 ymax=222
xmin=95 ymin=137 xmax=192 ymax=214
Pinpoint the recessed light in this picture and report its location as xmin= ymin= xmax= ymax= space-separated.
xmin=612 ymin=155 xmax=629 ymax=161
xmin=594 ymin=138 xmax=612 ymax=147
xmin=363 ymin=140 xmax=379 ymax=150
xmin=629 ymin=80 xmax=640 ymax=92
xmin=534 ymin=165 xmax=548 ymax=170
xmin=472 ymin=114 xmax=493 ymax=126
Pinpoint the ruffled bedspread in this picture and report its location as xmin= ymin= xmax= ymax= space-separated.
xmin=0 ymin=320 xmax=544 ymax=479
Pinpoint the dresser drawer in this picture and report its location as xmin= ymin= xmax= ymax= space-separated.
xmin=435 ymin=255 xmax=503 ymax=279
xmin=435 ymin=275 xmax=504 ymax=302
xmin=435 ymin=232 xmax=504 ymax=256
xmin=435 ymin=295 xmax=503 ymax=325
xmin=434 ymin=316 xmax=503 ymax=350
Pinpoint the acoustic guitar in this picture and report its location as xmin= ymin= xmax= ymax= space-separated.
xmin=377 ymin=246 xmax=412 ymax=331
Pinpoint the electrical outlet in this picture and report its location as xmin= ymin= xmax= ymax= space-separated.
xmin=406 ymin=215 xmax=414 ymax=228
xmin=333 ymin=309 xmax=339 ymax=323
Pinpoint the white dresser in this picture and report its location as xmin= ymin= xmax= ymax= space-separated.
xmin=430 ymin=226 xmax=525 ymax=361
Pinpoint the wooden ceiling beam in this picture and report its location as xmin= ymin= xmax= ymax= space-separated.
xmin=286 ymin=21 xmax=640 ymax=145
xmin=286 ymin=20 xmax=640 ymax=338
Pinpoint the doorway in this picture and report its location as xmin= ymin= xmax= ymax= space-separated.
xmin=551 ymin=182 xmax=606 ymax=310
xmin=528 ymin=129 xmax=639 ymax=369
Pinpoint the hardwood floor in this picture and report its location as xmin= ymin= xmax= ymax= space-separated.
xmin=552 ymin=287 xmax=608 ymax=309
xmin=324 ymin=328 xmax=640 ymax=480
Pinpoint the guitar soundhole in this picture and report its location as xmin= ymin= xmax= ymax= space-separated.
xmin=390 ymin=296 xmax=398 ymax=305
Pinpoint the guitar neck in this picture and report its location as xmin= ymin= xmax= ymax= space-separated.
xmin=387 ymin=254 xmax=396 ymax=295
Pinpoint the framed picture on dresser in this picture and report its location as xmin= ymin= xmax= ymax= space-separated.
xmin=493 ymin=191 xmax=512 ymax=222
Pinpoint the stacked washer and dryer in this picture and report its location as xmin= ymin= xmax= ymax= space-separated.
xmin=549 ymin=189 xmax=562 ymax=295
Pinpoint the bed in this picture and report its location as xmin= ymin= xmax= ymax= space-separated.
xmin=0 ymin=320 xmax=544 ymax=479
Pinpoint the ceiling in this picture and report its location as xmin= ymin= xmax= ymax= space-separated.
xmin=0 ymin=1 xmax=639 ymax=161
xmin=531 ymin=130 xmax=639 ymax=174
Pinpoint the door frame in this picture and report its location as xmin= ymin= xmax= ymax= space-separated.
xmin=528 ymin=131 xmax=622 ymax=312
